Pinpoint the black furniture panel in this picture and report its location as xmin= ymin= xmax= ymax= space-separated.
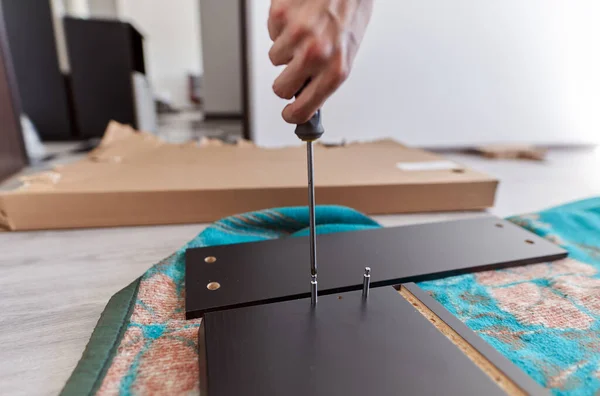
xmin=64 ymin=18 xmax=145 ymax=138
xmin=186 ymin=216 xmax=567 ymax=318
xmin=0 ymin=0 xmax=73 ymax=140
xmin=0 ymin=4 xmax=27 ymax=181
xmin=199 ymin=287 xmax=510 ymax=396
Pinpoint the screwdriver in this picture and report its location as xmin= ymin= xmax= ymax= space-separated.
xmin=295 ymin=106 xmax=324 ymax=306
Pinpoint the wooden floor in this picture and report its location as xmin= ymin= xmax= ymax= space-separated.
xmin=0 ymin=147 xmax=598 ymax=395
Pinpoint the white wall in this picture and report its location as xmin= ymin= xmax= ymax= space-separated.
xmin=65 ymin=0 xmax=90 ymax=17
xmin=117 ymin=0 xmax=203 ymax=108
xmin=199 ymin=0 xmax=242 ymax=115
xmin=88 ymin=0 xmax=118 ymax=19
xmin=49 ymin=0 xmax=70 ymax=72
xmin=247 ymin=0 xmax=600 ymax=147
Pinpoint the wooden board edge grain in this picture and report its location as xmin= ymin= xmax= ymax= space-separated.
xmin=398 ymin=285 xmax=525 ymax=396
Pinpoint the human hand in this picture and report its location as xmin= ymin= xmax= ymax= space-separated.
xmin=268 ymin=0 xmax=373 ymax=124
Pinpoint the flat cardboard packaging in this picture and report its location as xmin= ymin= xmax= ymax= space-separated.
xmin=0 ymin=122 xmax=498 ymax=231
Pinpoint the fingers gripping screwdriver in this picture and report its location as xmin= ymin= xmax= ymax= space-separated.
xmin=295 ymin=106 xmax=324 ymax=306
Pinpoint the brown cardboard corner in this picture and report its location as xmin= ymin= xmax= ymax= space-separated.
xmin=0 ymin=121 xmax=498 ymax=231
xmin=0 ymin=196 xmax=14 ymax=231
xmin=97 ymin=120 xmax=138 ymax=147
xmin=475 ymin=144 xmax=547 ymax=161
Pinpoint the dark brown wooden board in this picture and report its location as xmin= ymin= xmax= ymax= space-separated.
xmin=1 ymin=0 xmax=74 ymax=140
xmin=199 ymin=287 xmax=508 ymax=396
xmin=186 ymin=216 xmax=566 ymax=318
xmin=64 ymin=18 xmax=144 ymax=138
xmin=0 ymin=2 xmax=27 ymax=181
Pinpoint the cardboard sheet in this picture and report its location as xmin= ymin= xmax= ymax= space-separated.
xmin=0 ymin=122 xmax=498 ymax=231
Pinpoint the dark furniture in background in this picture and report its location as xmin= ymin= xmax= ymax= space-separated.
xmin=0 ymin=4 xmax=27 ymax=181
xmin=0 ymin=0 xmax=74 ymax=141
xmin=64 ymin=18 xmax=146 ymax=138
xmin=239 ymin=0 xmax=250 ymax=140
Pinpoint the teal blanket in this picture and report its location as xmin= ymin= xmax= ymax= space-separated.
xmin=420 ymin=198 xmax=600 ymax=395
xmin=62 ymin=200 xmax=600 ymax=396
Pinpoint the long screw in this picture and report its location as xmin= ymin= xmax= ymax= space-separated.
xmin=307 ymin=141 xmax=318 ymax=305
xmin=294 ymin=107 xmax=324 ymax=307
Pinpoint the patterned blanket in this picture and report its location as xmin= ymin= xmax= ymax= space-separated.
xmin=61 ymin=200 xmax=600 ymax=396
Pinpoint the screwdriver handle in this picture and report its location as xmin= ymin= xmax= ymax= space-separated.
xmin=294 ymin=81 xmax=324 ymax=142
xmin=295 ymin=110 xmax=324 ymax=142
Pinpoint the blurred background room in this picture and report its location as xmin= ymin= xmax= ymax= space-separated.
xmin=1 ymin=1 xmax=600 ymax=394
xmin=1 ymin=1 xmax=598 ymax=159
